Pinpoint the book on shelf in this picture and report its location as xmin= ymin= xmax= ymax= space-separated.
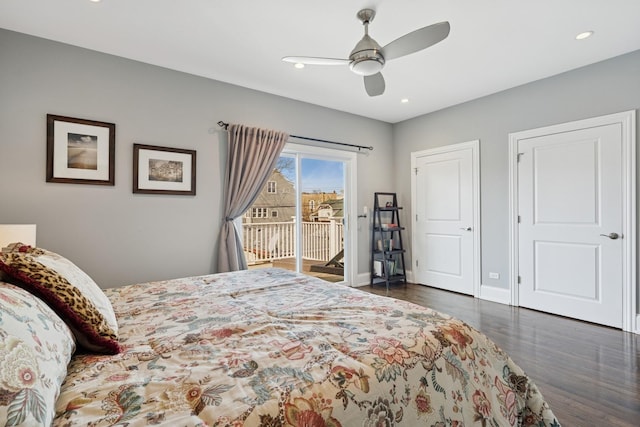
xmin=373 ymin=260 xmax=383 ymax=277
xmin=386 ymin=260 xmax=396 ymax=276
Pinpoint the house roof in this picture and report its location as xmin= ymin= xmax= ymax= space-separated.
xmin=316 ymin=199 xmax=344 ymax=219
xmin=1 ymin=1 xmax=639 ymax=123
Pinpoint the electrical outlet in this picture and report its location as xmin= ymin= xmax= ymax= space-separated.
xmin=489 ymin=272 xmax=500 ymax=279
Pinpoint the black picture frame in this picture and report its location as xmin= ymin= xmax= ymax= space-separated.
xmin=133 ymin=144 xmax=196 ymax=195
xmin=46 ymin=114 xmax=116 ymax=185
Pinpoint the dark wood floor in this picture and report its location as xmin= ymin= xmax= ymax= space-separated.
xmin=359 ymin=283 xmax=640 ymax=426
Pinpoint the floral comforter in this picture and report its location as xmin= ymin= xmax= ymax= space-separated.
xmin=54 ymin=268 xmax=560 ymax=426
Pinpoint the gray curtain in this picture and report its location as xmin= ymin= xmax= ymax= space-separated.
xmin=217 ymin=124 xmax=289 ymax=272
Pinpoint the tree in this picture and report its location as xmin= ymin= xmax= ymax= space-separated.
xmin=275 ymin=157 xmax=295 ymax=183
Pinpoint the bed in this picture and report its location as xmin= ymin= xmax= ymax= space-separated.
xmin=0 ymin=243 xmax=560 ymax=426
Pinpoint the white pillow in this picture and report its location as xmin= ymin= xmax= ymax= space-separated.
xmin=0 ymin=281 xmax=76 ymax=426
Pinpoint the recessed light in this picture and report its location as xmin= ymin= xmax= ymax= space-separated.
xmin=576 ymin=31 xmax=594 ymax=40
xmin=90 ymin=0 xmax=101 ymax=3
xmin=294 ymin=63 xmax=305 ymax=69
xmin=401 ymin=98 xmax=409 ymax=103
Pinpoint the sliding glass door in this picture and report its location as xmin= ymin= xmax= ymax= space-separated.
xmin=243 ymin=143 xmax=356 ymax=284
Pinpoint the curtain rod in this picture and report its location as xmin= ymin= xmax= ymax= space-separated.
xmin=217 ymin=121 xmax=373 ymax=152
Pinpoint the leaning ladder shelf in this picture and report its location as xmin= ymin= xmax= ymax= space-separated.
xmin=370 ymin=192 xmax=407 ymax=291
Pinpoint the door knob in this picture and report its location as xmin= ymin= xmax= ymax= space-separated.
xmin=600 ymin=232 xmax=620 ymax=240
xmin=460 ymin=227 xmax=472 ymax=231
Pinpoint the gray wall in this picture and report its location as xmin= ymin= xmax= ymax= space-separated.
xmin=3 ymin=27 xmax=638 ymax=300
xmin=0 ymin=29 xmax=393 ymax=288
xmin=393 ymin=50 xmax=640 ymax=295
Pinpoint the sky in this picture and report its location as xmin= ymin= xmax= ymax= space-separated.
xmin=278 ymin=158 xmax=344 ymax=194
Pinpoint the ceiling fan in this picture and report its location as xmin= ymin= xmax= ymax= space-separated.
xmin=282 ymin=9 xmax=450 ymax=97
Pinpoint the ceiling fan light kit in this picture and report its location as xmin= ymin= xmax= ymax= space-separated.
xmin=283 ymin=8 xmax=450 ymax=97
xmin=350 ymin=57 xmax=383 ymax=76
xmin=349 ymin=47 xmax=385 ymax=76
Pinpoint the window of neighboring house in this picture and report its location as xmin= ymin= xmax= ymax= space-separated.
xmin=252 ymin=208 xmax=268 ymax=218
xmin=267 ymin=181 xmax=276 ymax=193
xmin=271 ymin=210 xmax=278 ymax=218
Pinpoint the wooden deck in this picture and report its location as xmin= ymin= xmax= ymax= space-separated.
xmin=249 ymin=257 xmax=344 ymax=283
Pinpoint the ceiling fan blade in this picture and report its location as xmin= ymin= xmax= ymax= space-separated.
xmin=282 ymin=56 xmax=349 ymax=66
xmin=382 ymin=21 xmax=450 ymax=61
xmin=364 ymin=72 xmax=385 ymax=97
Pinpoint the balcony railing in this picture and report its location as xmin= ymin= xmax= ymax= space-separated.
xmin=242 ymin=220 xmax=343 ymax=265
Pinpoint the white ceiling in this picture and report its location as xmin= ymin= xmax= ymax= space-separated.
xmin=2 ymin=0 xmax=640 ymax=123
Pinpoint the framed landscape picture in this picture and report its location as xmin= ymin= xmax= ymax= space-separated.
xmin=133 ymin=144 xmax=196 ymax=195
xmin=46 ymin=114 xmax=116 ymax=185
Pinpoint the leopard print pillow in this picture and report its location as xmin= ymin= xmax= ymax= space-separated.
xmin=0 ymin=243 xmax=120 ymax=354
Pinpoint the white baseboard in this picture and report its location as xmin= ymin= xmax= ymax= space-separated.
xmin=352 ymin=270 xmax=413 ymax=288
xmin=352 ymin=272 xmax=371 ymax=287
xmin=479 ymin=284 xmax=510 ymax=305
xmin=405 ymin=269 xmax=414 ymax=283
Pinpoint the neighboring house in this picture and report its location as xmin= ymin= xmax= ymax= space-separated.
xmin=243 ymin=170 xmax=295 ymax=224
xmin=310 ymin=198 xmax=343 ymax=222
xmin=301 ymin=192 xmax=341 ymax=221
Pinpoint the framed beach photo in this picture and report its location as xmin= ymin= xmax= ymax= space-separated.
xmin=133 ymin=144 xmax=196 ymax=195
xmin=46 ymin=114 xmax=116 ymax=185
